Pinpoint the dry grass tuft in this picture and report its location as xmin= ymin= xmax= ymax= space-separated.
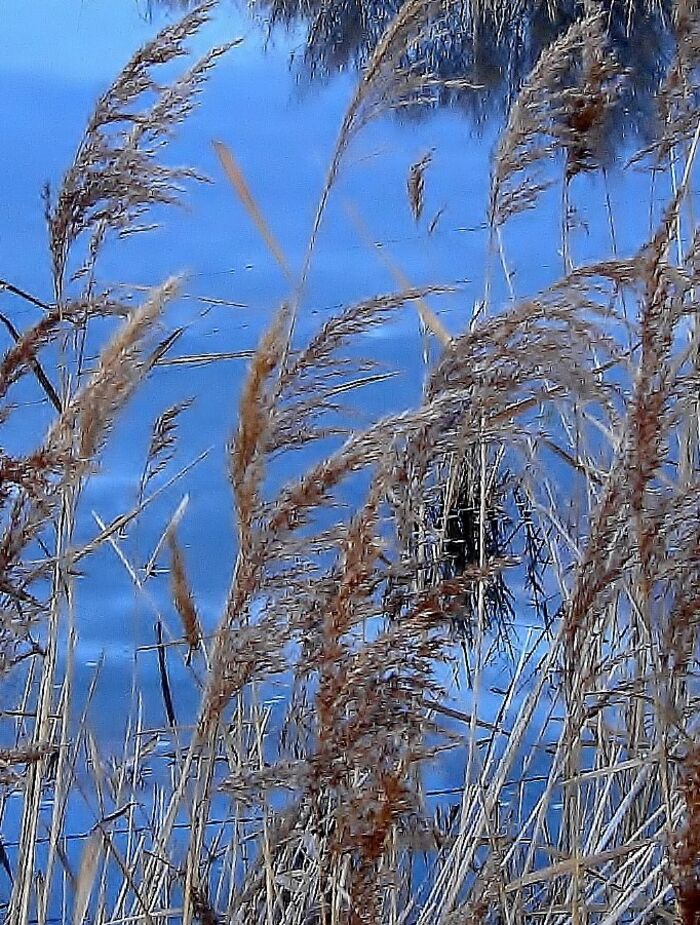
xmin=673 ymin=745 xmax=700 ymax=925
xmin=407 ymin=150 xmax=433 ymax=222
xmin=490 ymin=13 xmax=624 ymax=228
xmin=168 ymin=527 xmax=202 ymax=662
xmin=56 ymin=277 xmax=179 ymax=464
xmin=47 ymin=1 xmax=234 ymax=298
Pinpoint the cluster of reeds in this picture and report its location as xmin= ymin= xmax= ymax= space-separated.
xmin=1 ymin=0 xmax=700 ymax=923
xmin=0 ymin=4 xmax=233 ymax=922
xmin=250 ymin=0 xmax=681 ymax=134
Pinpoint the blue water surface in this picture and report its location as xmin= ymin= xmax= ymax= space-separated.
xmin=0 ymin=3 xmax=678 ymax=913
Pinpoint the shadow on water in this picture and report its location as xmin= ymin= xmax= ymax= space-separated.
xmin=148 ymin=0 xmax=681 ymax=142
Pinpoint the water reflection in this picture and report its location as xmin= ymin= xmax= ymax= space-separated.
xmin=148 ymin=0 xmax=679 ymax=138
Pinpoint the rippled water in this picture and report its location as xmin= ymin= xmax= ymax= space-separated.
xmin=2 ymin=1 xmax=492 ymax=736
xmin=0 ymin=5 xmax=675 ymax=891
xmin=1 ymin=0 xmax=669 ymax=740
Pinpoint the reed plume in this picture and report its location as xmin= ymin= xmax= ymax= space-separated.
xmin=47 ymin=0 xmax=233 ymax=298
xmin=168 ymin=526 xmax=202 ymax=662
